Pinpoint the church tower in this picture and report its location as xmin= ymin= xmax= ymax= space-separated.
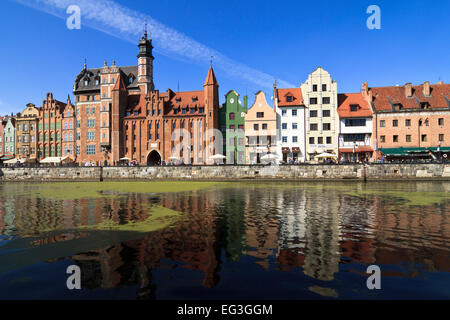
xmin=137 ymin=23 xmax=154 ymax=93
xmin=203 ymin=65 xmax=219 ymax=130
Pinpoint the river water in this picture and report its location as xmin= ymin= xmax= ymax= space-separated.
xmin=0 ymin=181 xmax=449 ymax=299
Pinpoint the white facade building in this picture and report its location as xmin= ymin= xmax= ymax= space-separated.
xmin=274 ymin=86 xmax=306 ymax=163
xmin=337 ymin=93 xmax=374 ymax=162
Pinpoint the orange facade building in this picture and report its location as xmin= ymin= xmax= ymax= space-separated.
xmin=362 ymin=81 xmax=450 ymax=159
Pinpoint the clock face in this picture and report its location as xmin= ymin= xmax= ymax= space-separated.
xmin=229 ymin=98 xmax=234 ymax=103
xmin=241 ymin=112 xmax=245 ymax=118
xmin=238 ymin=99 xmax=242 ymax=105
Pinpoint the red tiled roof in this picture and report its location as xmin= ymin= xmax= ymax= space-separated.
xmin=338 ymin=92 xmax=372 ymax=118
xmin=369 ymin=83 xmax=450 ymax=112
xmin=166 ymin=90 xmax=205 ymax=116
xmin=276 ymin=88 xmax=304 ymax=107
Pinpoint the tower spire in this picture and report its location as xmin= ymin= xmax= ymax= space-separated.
xmin=144 ymin=18 xmax=148 ymax=39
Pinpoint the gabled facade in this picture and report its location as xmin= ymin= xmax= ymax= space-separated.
xmin=337 ymin=92 xmax=374 ymax=162
xmin=37 ymin=92 xmax=67 ymax=159
xmin=219 ymin=90 xmax=247 ymax=164
xmin=300 ymin=67 xmax=339 ymax=161
xmin=61 ymin=97 xmax=76 ymax=160
xmin=362 ymin=81 xmax=450 ymax=159
xmin=0 ymin=117 xmax=5 ymax=156
xmin=15 ymin=103 xmax=39 ymax=161
xmin=244 ymin=91 xmax=277 ymax=164
xmin=274 ymin=85 xmax=306 ymax=163
xmin=3 ymin=117 xmax=15 ymax=158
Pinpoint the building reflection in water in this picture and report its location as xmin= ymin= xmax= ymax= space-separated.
xmin=0 ymin=182 xmax=449 ymax=298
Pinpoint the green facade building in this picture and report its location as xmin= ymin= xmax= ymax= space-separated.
xmin=219 ymin=90 xmax=247 ymax=164
xmin=3 ymin=118 xmax=16 ymax=159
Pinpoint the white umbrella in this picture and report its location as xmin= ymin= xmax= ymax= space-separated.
xmin=315 ymin=152 xmax=337 ymax=158
xmin=119 ymin=157 xmax=130 ymax=161
xmin=261 ymin=153 xmax=279 ymax=161
xmin=209 ymin=154 xmax=226 ymax=160
xmin=168 ymin=156 xmax=178 ymax=160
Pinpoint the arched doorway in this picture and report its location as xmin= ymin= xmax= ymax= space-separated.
xmin=147 ymin=150 xmax=161 ymax=165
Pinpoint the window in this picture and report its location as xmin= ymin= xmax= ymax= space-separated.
xmin=323 ymin=110 xmax=330 ymax=117
xmin=322 ymin=84 xmax=327 ymax=91
xmin=310 ymin=123 xmax=318 ymax=131
xmin=310 ymin=110 xmax=317 ymax=117
xmin=238 ymin=125 xmax=244 ymax=132
xmin=345 ymin=119 xmax=366 ymax=127
xmin=323 ymin=123 xmax=331 ymax=130
xmin=76 ymin=120 xmax=80 ymax=128
xmin=322 ymin=97 xmax=330 ymax=104
xmin=282 ymin=110 xmax=287 ymax=116
xmin=199 ymin=108 xmax=204 ymax=113
xmin=87 ymin=120 xmax=95 ymax=128
xmin=239 ymin=138 xmax=244 ymax=146
xmin=76 ymin=146 xmax=80 ymax=155
xmin=292 ymin=136 xmax=298 ymax=143
xmin=393 ymin=120 xmax=398 ymax=127
xmin=313 ymin=85 xmax=317 ymax=92
xmin=350 ymin=105 xmax=358 ymax=112
xmin=286 ymin=96 xmax=293 ymax=102
xmin=292 ymin=109 xmax=297 ymax=116
xmin=292 ymin=123 xmax=298 ymax=129
xmin=438 ymin=118 xmax=444 ymax=126
xmin=282 ymin=136 xmax=287 ymax=143
xmin=229 ymin=113 xmax=235 ymax=120
xmin=326 ymin=137 xmax=332 ymax=144
xmin=182 ymin=109 xmax=187 ymax=114
xmin=229 ymin=125 xmax=235 ymax=132
xmin=253 ymin=124 xmax=259 ymax=130
xmin=405 ymin=119 xmax=411 ymax=127
xmin=380 ymin=120 xmax=385 ymax=127
xmin=310 ymin=98 xmax=317 ymax=104
xmin=64 ymin=134 xmax=68 ymax=142
xmin=309 ymin=137 xmax=314 ymax=144
xmin=406 ymin=135 xmax=411 ymax=142
xmin=380 ymin=135 xmax=385 ymax=143
xmin=87 ymin=132 xmax=95 ymax=140
xmin=318 ymin=137 xmax=323 ymax=144
xmin=76 ymin=132 xmax=80 ymax=140
xmin=439 ymin=134 xmax=444 ymax=142
xmin=393 ymin=135 xmax=398 ymax=143
xmin=256 ymin=112 xmax=264 ymax=118
xmin=262 ymin=123 xmax=267 ymax=130
xmin=86 ymin=145 xmax=96 ymax=155
xmin=421 ymin=134 xmax=427 ymax=142
xmin=282 ymin=123 xmax=287 ymax=130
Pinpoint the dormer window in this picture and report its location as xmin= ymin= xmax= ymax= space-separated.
xmin=421 ymin=102 xmax=430 ymax=109
xmin=350 ymin=105 xmax=358 ymax=112
xmin=176 ymin=98 xmax=181 ymax=103
xmin=129 ymin=76 xmax=133 ymax=84
xmin=192 ymin=97 xmax=198 ymax=102
xmin=286 ymin=96 xmax=293 ymax=102
xmin=84 ymin=80 xmax=89 ymax=86
xmin=393 ymin=103 xmax=402 ymax=111
xmin=95 ymin=79 xmax=99 ymax=85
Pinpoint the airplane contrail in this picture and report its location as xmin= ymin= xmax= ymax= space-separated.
xmin=13 ymin=0 xmax=295 ymax=89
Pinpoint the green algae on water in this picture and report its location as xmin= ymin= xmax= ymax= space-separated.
xmin=78 ymin=205 xmax=184 ymax=232
xmin=4 ymin=181 xmax=230 ymax=200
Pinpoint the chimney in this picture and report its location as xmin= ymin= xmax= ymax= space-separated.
xmin=423 ymin=81 xmax=430 ymax=96
xmin=436 ymin=81 xmax=443 ymax=85
xmin=361 ymin=82 xmax=369 ymax=96
xmin=405 ymin=83 xmax=412 ymax=97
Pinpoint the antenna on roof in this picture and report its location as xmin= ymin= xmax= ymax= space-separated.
xmin=177 ymin=81 xmax=180 ymax=92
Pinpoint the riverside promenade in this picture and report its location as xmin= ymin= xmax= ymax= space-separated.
xmin=1 ymin=163 xmax=450 ymax=181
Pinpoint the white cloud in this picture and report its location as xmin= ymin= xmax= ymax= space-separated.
xmin=14 ymin=0 xmax=295 ymax=89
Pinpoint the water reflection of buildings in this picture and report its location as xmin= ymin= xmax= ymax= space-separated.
xmin=0 ymin=182 xmax=449 ymax=298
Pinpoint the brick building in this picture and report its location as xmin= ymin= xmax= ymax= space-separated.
xmin=362 ymin=81 xmax=450 ymax=160
xmin=73 ymin=28 xmax=219 ymax=165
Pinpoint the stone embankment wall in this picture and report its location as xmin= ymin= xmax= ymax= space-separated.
xmin=1 ymin=164 xmax=450 ymax=181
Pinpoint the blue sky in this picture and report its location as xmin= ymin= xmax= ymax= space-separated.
xmin=0 ymin=0 xmax=449 ymax=115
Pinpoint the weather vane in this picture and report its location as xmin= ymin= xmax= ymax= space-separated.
xmin=210 ymin=55 xmax=214 ymax=67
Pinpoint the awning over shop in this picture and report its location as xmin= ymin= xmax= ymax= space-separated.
xmin=379 ymin=147 xmax=449 ymax=157
xmin=339 ymin=146 xmax=374 ymax=153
